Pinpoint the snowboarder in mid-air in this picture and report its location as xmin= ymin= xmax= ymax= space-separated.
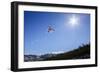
xmin=48 ymin=25 xmax=55 ymax=32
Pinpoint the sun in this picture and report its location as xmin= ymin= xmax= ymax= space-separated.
xmin=69 ymin=14 xmax=79 ymax=27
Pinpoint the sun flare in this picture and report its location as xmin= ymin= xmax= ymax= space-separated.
xmin=69 ymin=15 xmax=79 ymax=27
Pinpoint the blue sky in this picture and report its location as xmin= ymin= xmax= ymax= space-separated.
xmin=24 ymin=11 xmax=90 ymax=55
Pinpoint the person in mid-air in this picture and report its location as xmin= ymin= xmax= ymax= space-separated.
xmin=48 ymin=25 xmax=55 ymax=32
